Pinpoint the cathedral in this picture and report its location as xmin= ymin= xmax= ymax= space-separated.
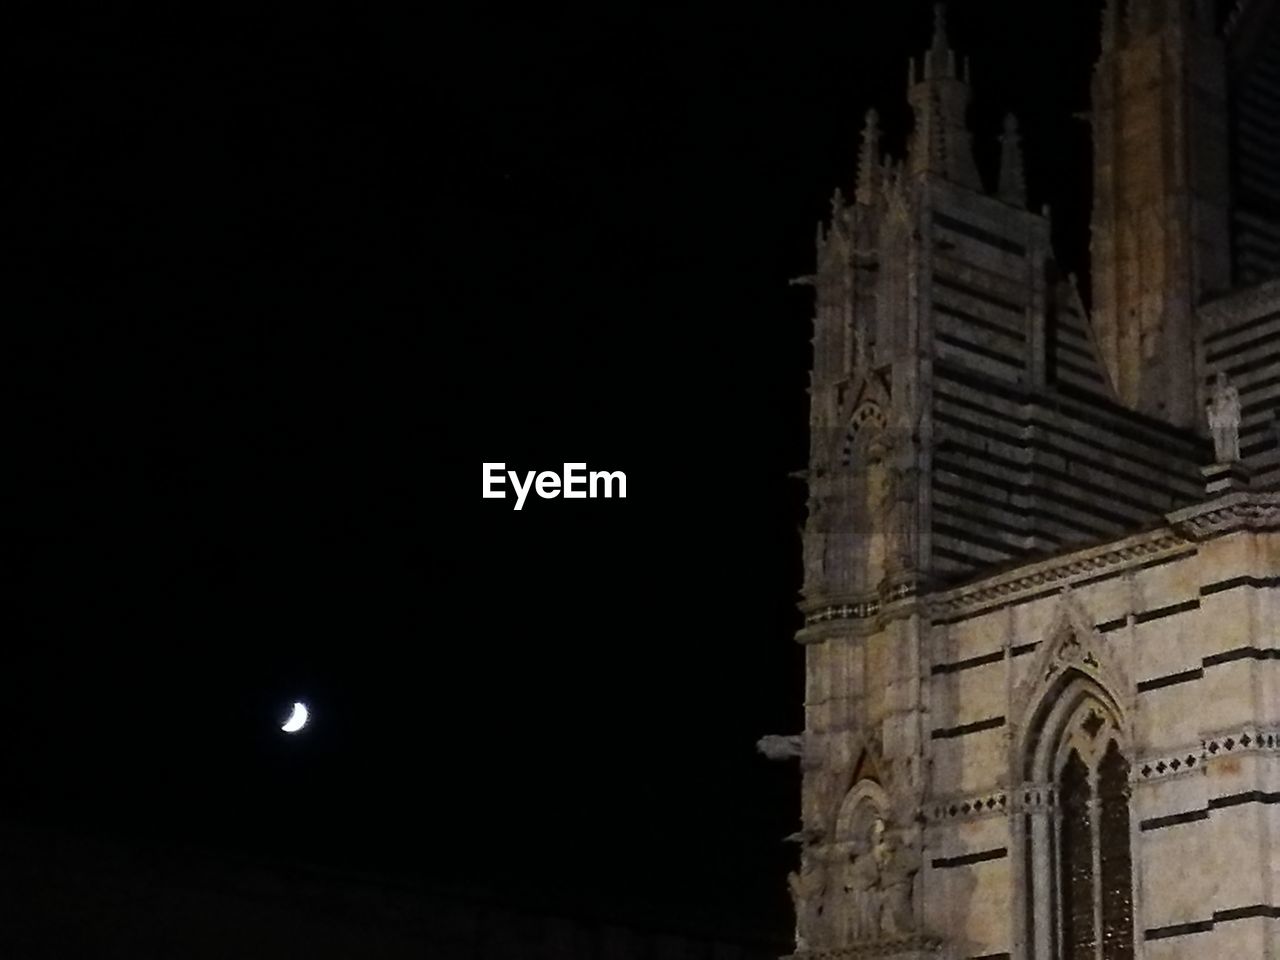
xmin=765 ymin=2 xmax=1280 ymax=958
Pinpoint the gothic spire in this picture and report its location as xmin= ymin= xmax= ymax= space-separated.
xmin=923 ymin=4 xmax=954 ymax=79
xmin=856 ymin=109 xmax=882 ymax=205
xmin=998 ymin=113 xmax=1026 ymax=207
xmin=829 ymin=187 xmax=848 ymax=238
xmin=906 ymin=3 xmax=980 ymax=190
xmin=931 ymin=3 xmax=948 ymax=53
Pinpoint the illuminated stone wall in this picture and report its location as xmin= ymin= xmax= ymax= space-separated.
xmin=791 ymin=501 xmax=1278 ymax=959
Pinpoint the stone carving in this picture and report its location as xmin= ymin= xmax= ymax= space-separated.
xmin=788 ymin=855 xmax=829 ymax=951
xmin=785 ymin=827 xmax=827 ymax=845
xmin=882 ymin=165 xmax=911 ymax=227
xmin=1169 ymin=491 xmax=1280 ymax=540
xmin=803 ymin=510 xmax=827 ymax=590
xmin=1207 ymin=371 xmax=1241 ymax=462
xmin=838 ymin=818 xmax=921 ymax=942
xmin=842 ymin=825 xmax=883 ymax=940
xmin=866 ymin=457 xmax=891 ymax=584
xmin=889 ymin=465 xmax=919 ymax=573
xmin=758 ymin=734 xmax=805 ymax=761
xmin=805 ymin=484 xmax=857 ymax=596
xmin=873 ymin=825 xmax=921 ymax=937
xmin=1011 ymin=587 xmax=1135 ymax=747
xmin=813 ymin=778 xmax=925 ymax=949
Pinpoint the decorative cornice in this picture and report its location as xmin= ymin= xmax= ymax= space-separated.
xmin=927 ymin=529 xmax=1189 ymax=621
xmin=798 ymin=493 xmax=1280 ymax=641
xmin=785 ymin=935 xmax=945 ymax=960
xmin=1167 ymin=492 xmax=1280 ymax=540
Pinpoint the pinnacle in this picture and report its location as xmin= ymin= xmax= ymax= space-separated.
xmin=856 ymin=111 xmax=883 ymax=205
xmin=998 ymin=112 xmax=1027 ymax=207
xmin=931 ymin=3 xmax=949 ymax=54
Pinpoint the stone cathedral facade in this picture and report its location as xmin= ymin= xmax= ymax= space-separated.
xmin=766 ymin=3 xmax=1280 ymax=959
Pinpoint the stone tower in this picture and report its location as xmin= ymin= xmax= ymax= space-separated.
xmin=767 ymin=4 xmax=1280 ymax=960
xmin=800 ymin=4 xmax=1201 ymax=600
xmin=1088 ymin=0 xmax=1232 ymax=425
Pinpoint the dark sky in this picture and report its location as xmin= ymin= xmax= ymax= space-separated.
xmin=4 ymin=0 xmax=1103 ymax=942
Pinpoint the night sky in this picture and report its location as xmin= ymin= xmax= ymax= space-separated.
xmin=5 ymin=0 xmax=1104 ymax=943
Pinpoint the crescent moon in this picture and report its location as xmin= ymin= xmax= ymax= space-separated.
xmin=281 ymin=701 xmax=309 ymax=733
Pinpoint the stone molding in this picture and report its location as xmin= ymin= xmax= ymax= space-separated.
xmin=1167 ymin=491 xmax=1280 ymax=540
xmin=926 ymin=782 xmax=1056 ymax=823
xmin=799 ymin=493 xmax=1280 ymax=640
xmin=925 ymin=789 xmax=1008 ymax=824
xmin=921 ymin=724 xmax=1280 ymax=818
xmin=927 ymin=531 xmax=1188 ymax=622
xmin=802 ymin=598 xmax=882 ymax=629
xmin=800 ymin=531 xmax=1185 ymax=634
xmin=783 ymin=935 xmax=944 ymax=960
xmin=918 ymin=726 xmax=1279 ymax=822
xmin=1134 ymin=726 xmax=1280 ymax=784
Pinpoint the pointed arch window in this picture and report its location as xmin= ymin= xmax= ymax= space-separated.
xmin=1022 ymin=676 xmax=1135 ymax=960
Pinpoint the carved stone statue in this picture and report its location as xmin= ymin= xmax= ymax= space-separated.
xmin=842 ymin=824 xmax=883 ymax=941
xmin=803 ymin=522 xmax=826 ymax=590
xmin=865 ymin=457 xmax=891 ymax=584
xmin=831 ymin=817 xmax=921 ymax=943
xmin=873 ymin=825 xmax=921 ymax=936
xmin=890 ymin=465 xmax=919 ymax=572
xmin=788 ymin=855 xmax=828 ymax=950
xmin=1207 ymin=371 xmax=1241 ymax=462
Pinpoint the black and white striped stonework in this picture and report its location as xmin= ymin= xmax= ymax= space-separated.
xmin=930 ymin=368 xmax=1204 ymax=581
xmin=930 ymin=210 xmax=1034 ymax=390
xmin=925 ymin=205 xmax=1206 ymax=583
xmin=1046 ymin=297 xmax=1112 ymax=402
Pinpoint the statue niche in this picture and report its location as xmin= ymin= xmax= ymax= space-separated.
xmin=848 ymin=400 xmax=893 ymax=592
xmin=804 ymin=398 xmax=893 ymax=598
xmin=830 ymin=779 xmax=922 ymax=945
xmin=863 ymin=436 xmax=920 ymax=587
xmin=866 ymin=448 xmax=891 ymax=587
